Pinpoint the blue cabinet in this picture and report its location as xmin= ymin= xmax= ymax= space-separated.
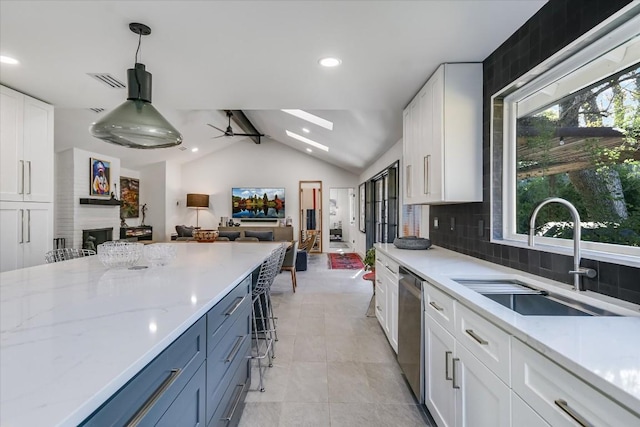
xmin=81 ymin=275 xmax=252 ymax=426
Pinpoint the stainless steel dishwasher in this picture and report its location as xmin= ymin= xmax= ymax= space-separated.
xmin=397 ymin=266 xmax=423 ymax=402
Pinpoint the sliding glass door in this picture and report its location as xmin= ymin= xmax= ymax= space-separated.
xmin=365 ymin=162 xmax=398 ymax=249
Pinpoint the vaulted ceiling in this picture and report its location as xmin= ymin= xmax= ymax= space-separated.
xmin=0 ymin=0 xmax=547 ymax=173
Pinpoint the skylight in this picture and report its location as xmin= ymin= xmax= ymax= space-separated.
xmin=286 ymin=130 xmax=329 ymax=152
xmin=281 ymin=109 xmax=333 ymax=130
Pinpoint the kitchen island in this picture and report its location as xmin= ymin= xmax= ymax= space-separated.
xmin=376 ymin=243 xmax=640 ymax=426
xmin=0 ymin=242 xmax=279 ymax=426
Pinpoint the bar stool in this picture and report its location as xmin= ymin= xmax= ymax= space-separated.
xmin=250 ymin=243 xmax=287 ymax=392
xmin=45 ymin=248 xmax=96 ymax=263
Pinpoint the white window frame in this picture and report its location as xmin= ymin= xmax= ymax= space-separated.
xmin=491 ymin=8 xmax=640 ymax=268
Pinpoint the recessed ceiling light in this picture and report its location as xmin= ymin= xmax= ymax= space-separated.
xmin=306 ymin=148 xmax=313 ymax=153
xmin=191 ymin=147 xmax=199 ymax=152
xmin=302 ymin=127 xmax=310 ymax=133
xmin=0 ymin=55 xmax=19 ymax=65
xmin=319 ymin=57 xmax=341 ymax=67
xmin=281 ymin=109 xmax=333 ymax=130
xmin=286 ymin=130 xmax=329 ymax=152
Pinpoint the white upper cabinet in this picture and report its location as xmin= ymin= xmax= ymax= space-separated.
xmin=0 ymin=85 xmax=54 ymax=203
xmin=402 ymin=63 xmax=482 ymax=204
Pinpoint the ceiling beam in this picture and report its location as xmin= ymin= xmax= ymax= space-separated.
xmin=227 ymin=109 xmax=262 ymax=144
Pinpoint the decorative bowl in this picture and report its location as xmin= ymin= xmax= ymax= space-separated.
xmin=97 ymin=241 xmax=144 ymax=269
xmin=193 ymin=229 xmax=219 ymax=242
xmin=144 ymin=243 xmax=178 ymax=266
xmin=393 ymin=236 xmax=432 ymax=250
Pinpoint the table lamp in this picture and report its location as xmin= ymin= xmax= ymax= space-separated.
xmin=186 ymin=193 xmax=209 ymax=228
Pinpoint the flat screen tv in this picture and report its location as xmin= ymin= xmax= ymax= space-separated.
xmin=232 ymin=187 xmax=285 ymax=219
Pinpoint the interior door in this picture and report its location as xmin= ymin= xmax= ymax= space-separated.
xmin=299 ymin=181 xmax=322 ymax=253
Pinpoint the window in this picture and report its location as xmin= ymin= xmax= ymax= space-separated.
xmin=363 ymin=162 xmax=399 ymax=249
xmin=497 ymin=13 xmax=640 ymax=263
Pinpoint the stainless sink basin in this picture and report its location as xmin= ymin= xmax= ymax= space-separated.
xmin=453 ymin=279 xmax=619 ymax=317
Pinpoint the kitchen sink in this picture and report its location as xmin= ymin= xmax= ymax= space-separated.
xmin=453 ymin=279 xmax=619 ymax=317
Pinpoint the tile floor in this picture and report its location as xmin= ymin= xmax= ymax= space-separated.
xmin=239 ymin=253 xmax=435 ymax=427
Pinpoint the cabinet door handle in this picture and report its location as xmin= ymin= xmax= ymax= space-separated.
xmin=554 ymin=399 xmax=594 ymax=427
xmin=225 ymin=335 xmax=245 ymax=363
xmin=424 ymin=155 xmax=430 ymax=195
xmin=465 ymin=329 xmax=488 ymax=345
xmin=126 ymin=368 xmax=181 ymax=426
xmin=19 ymin=209 xmax=24 ymax=243
xmin=19 ymin=160 xmax=25 ymax=195
xmin=26 ymin=209 xmax=31 ymax=243
xmin=445 ymin=351 xmax=453 ymax=381
xmin=26 ymin=160 xmax=32 ymax=195
xmin=225 ymin=296 xmax=245 ymax=316
xmin=452 ymin=358 xmax=460 ymax=389
xmin=221 ymin=384 xmax=245 ymax=421
xmin=406 ymin=165 xmax=412 ymax=197
xmin=429 ymin=301 xmax=444 ymax=312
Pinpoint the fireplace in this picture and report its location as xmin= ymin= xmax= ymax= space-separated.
xmin=82 ymin=228 xmax=113 ymax=251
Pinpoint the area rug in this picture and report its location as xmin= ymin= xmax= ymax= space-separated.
xmin=328 ymin=253 xmax=364 ymax=270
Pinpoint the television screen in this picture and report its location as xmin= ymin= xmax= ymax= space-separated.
xmin=232 ymin=187 xmax=285 ymax=219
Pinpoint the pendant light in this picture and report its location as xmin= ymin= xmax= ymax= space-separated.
xmin=89 ymin=23 xmax=182 ymax=149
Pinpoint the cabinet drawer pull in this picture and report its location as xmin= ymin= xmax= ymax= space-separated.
xmin=554 ymin=399 xmax=594 ymax=427
xmin=429 ymin=301 xmax=444 ymax=312
xmin=452 ymin=358 xmax=460 ymax=389
xmin=26 ymin=160 xmax=32 ymax=195
xmin=445 ymin=351 xmax=453 ymax=381
xmin=19 ymin=209 xmax=24 ymax=243
xmin=225 ymin=296 xmax=245 ymax=316
xmin=225 ymin=336 xmax=245 ymax=363
xmin=424 ymin=155 xmax=430 ymax=195
xmin=19 ymin=160 xmax=24 ymax=194
xmin=126 ymin=368 xmax=181 ymax=426
xmin=221 ymin=384 xmax=245 ymax=421
xmin=406 ymin=165 xmax=412 ymax=197
xmin=465 ymin=329 xmax=488 ymax=345
xmin=26 ymin=209 xmax=31 ymax=243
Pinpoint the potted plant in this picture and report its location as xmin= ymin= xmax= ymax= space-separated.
xmin=363 ymin=247 xmax=376 ymax=272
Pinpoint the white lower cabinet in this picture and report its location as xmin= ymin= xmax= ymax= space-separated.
xmin=425 ymin=313 xmax=456 ymax=427
xmin=512 ymin=338 xmax=640 ymax=427
xmin=0 ymin=201 xmax=52 ymax=272
xmin=425 ymin=312 xmax=510 ymax=427
xmin=512 ymin=392 xmax=550 ymax=427
xmin=454 ymin=342 xmax=511 ymax=427
xmin=374 ymin=253 xmax=399 ymax=353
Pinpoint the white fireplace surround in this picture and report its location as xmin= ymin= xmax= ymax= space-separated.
xmin=55 ymin=148 xmax=121 ymax=249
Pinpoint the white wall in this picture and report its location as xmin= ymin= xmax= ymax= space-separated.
xmin=140 ymin=162 xmax=167 ymax=240
xmin=180 ymin=139 xmax=358 ymax=247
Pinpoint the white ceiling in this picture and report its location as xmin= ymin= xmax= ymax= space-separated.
xmin=0 ymin=0 xmax=546 ymax=173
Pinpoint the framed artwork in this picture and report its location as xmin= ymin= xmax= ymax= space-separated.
xmin=359 ymin=182 xmax=366 ymax=233
xmin=120 ymin=177 xmax=140 ymax=218
xmin=90 ymin=158 xmax=111 ymax=197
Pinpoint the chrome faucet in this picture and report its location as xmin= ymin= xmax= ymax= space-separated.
xmin=528 ymin=197 xmax=597 ymax=291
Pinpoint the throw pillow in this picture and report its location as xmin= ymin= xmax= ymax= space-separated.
xmin=244 ymin=230 xmax=274 ymax=241
xmin=219 ymin=231 xmax=241 ymax=241
xmin=175 ymin=225 xmax=194 ymax=237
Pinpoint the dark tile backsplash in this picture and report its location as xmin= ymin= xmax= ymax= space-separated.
xmin=429 ymin=0 xmax=640 ymax=305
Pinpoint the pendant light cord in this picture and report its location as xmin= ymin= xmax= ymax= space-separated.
xmin=134 ymin=31 xmax=142 ymax=100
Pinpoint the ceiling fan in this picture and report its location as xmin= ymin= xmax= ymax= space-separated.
xmin=208 ymin=110 xmax=264 ymax=144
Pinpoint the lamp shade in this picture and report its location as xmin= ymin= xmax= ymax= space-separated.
xmin=187 ymin=194 xmax=209 ymax=208
xmin=90 ymin=63 xmax=183 ymax=149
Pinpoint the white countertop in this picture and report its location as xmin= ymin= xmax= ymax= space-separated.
xmin=0 ymin=242 xmax=280 ymax=427
xmin=376 ymin=243 xmax=640 ymax=415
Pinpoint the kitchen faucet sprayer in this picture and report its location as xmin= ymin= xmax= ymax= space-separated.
xmin=528 ymin=197 xmax=597 ymax=291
